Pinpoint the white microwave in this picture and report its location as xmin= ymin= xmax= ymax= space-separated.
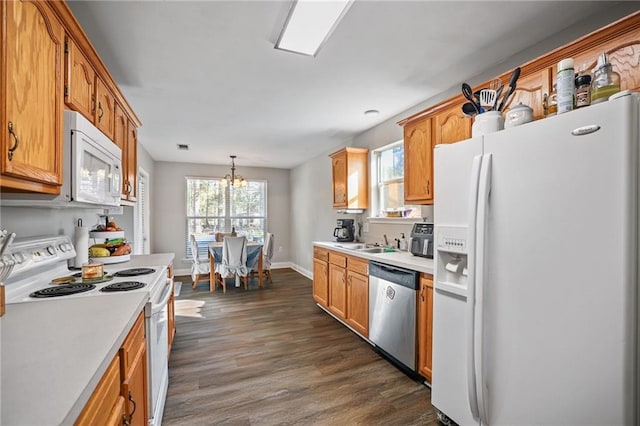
xmin=1 ymin=111 xmax=122 ymax=207
xmin=66 ymin=111 xmax=122 ymax=206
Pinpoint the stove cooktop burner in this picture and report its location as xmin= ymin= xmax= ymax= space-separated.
xmin=114 ymin=268 xmax=156 ymax=277
xmin=30 ymin=284 xmax=96 ymax=298
xmin=100 ymin=281 xmax=146 ymax=292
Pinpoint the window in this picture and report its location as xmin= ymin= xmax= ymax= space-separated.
xmin=185 ymin=177 xmax=267 ymax=258
xmin=373 ymin=141 xmax=420 ymax=218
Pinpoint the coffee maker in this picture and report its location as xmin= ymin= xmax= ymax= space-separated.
xmin=333 ymin=219 xmax=355 ymax=242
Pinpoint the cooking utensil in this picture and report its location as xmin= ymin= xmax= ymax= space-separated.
xmin=462 ymin=83 xmax=480 ymax=113
xmin=0 ymin=232 xmax=15 ymax=257
xmin=479 ymin=89 xmax=497 ymax=109
xmin=493 ymin=85 xmax=504 ymax=110
xmin=497 ymin=66 xmax=521 ymax=111
xmin=461 ymin=102 xmax=479 ymax=117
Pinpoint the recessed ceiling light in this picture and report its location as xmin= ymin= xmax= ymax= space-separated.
xmin=177 ymin=144 xmax=189 ymax=151
xmin=275 ymin=0 xmax=354 ymax=57
xmin=364 ymin=110 xmax=380 ymax=116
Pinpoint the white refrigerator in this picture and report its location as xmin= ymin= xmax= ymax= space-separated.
xmin=431 ymin=93 xmax=639 ymax=426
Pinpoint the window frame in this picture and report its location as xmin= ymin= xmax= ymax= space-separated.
xmin=185 ymin=176 xmax=267 ymax=259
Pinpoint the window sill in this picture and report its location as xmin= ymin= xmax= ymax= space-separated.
xmin=367 ymin=216 xmax=423 ymax=224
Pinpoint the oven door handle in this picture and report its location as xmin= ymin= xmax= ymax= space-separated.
xmin=150 ymin=278 xmax=173 ymax=315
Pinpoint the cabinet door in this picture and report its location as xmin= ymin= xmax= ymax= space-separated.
xmin=168 ymin=287 xmax=176 ymax=353
xmin=502 ymin=68 xmax=551 ymax=121
xmin=95 ymin=77 xmax=115 ymax=140
xmin=1 ymin=0 xmax=64 ymax=193
xmin=346 ymin=270 xmax=368 ymax=337
xmin=125 ymin=120 xmax=138 ymax=201
xmin=433 ymin=102 xmax=471 ymax=145
xmin=328 ymin=264 xmax=347 ymax=319
xmin=403 ymin=116 xmax=433 ymax=204
xmin=313 ymin=258 xmax=329 ymax=307
xmin=331 ymin=152 xmax=347 ymax=207
xmin=65 ymin=37 xmax=95 ymax=121
xmin=113 ymin=104 xmax=128 ymax=197
xmin=122 ymin=344 xmax=148 ymax=426
xmin=76 ymin=354 xmax=122 ymax=425
xmin=105 ymin=396 xmax=126 ymax=426
xmin=417 ymin=275 xmax=434 ymax=382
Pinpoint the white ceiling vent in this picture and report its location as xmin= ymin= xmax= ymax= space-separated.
xmin=177 ymin=144 xmax=189 ymax=151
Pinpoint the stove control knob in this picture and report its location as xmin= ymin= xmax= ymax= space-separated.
xmin=13 ymin=252 xmax=24 ymax=263
xmin=47 ymin=246 xmax=56 ymax=255
xmin=58 ymin=244 xmax=67 ymax=252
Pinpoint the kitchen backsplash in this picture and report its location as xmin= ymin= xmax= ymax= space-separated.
xmin=360 ymin=205 xmax=433 ymax=248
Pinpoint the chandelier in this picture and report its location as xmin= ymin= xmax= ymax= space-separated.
xmin=220 ymin=155 xmax=247 ymax=187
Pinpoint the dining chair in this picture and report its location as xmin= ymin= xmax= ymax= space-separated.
xmin=190 ymin=234 xmax=210 ymax=290
xmin=250 ymin=232 xmax=274 ymax=284
xmin=214 ymin=236 xmax=248 ymax=292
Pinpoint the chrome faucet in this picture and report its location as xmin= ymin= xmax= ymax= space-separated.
xmin=383 ymin=234 xmax=389 ymax=246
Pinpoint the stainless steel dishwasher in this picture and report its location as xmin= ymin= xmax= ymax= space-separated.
xmin=368 ymin=261 xmax=419 ymax=372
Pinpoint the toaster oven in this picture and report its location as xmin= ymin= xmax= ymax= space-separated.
xmin=409 ymin=222 xmax=434 ymax=258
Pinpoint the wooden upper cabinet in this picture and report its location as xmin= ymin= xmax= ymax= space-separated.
xmin=114 ymin=104 xmax=127 ymax=154
xmin=1 ymin=0 xmax=64 ymax=194
xmin=95 ymin=77 xmax=115 ymax=140
xmin=570 ymin=30 xmax=640 ymax=93
xmin=403 ymin=116 xmax=433 ymax=204
xmin=433 ymin=102 xmax=472 ymax=145
xmin=329 ymin=147 xmax=368 ymax=209
xmin=501 ymin=68 xmax=551 ymax=121
xmin=124 ymin=120 xmax=138 ymax=202
xmin=65 ymin=37 xmax=95 ymax=120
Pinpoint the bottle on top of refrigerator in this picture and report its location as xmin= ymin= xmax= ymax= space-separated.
xmin=590 ymin=52 xmax=621 ymax=104
xmin=556 ymin=58 xmax=575 ymax=114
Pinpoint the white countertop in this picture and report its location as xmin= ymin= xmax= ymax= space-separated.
xmin=1 ymin=293 xmax=148 ymax=426
xmin=124 ymin=253 xmax=175 ymax=269
xmin=314 ymin=241 xmax=434 ymax=275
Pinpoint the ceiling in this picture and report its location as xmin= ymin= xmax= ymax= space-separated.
xmin=68 ymin=1 xmax=619 ymax=169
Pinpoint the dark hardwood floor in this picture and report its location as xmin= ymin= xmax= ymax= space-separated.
xmin=164 ymin=269 xmax=436 ymax=425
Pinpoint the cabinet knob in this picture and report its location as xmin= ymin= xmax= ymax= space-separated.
xmin=426 ymin=178 xmax=431 ymax=196
xmin=7 ymin=122 xmax=19 ymax=161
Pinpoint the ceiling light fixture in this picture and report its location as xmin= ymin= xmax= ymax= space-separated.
xmin=275 ymin=0 xmax=354 ymax=57
xmin=220 ymin=155 xmax=247 ymax=187
xmin=364 ymin=109 xmax=380 ymax=116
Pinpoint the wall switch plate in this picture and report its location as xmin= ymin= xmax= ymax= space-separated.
xmin=363 ymin=222 xmax=370 ymax=233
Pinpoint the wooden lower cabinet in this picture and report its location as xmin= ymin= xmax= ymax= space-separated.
xmin=167 ymin=263 xmax=176 ymax=353
xmin=328 ymin=263 xmax=347 ymax=319
xmin=313 ymin=258 xmax=329 ymax=307
xmin=346 ymin=269 xmax=368 ymax=337
xmin=76 ymin=310 xmax=148 ymax=425
xmin=417 ymin=274 xmax=434 ymax=382
xmin=75 ymin=354 xmax=124 ymax=426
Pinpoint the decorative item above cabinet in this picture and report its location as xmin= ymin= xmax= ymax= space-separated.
xmin=329 ymin=147 xmax=369 ymax=210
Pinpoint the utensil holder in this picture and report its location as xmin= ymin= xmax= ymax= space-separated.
xmin=472 ymin=111 xmax=504 ymax=137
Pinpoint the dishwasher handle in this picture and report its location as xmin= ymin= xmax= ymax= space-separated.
xmin=368 ymin=261 xmax=419 ymax=290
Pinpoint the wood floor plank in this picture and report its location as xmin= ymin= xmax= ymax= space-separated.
xmin=164 ymin=269 xmax=436 ymax=425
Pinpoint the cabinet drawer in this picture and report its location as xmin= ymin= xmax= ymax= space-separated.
xmin=120 ymin=311 xmax=145 ymax=374
xmin=328 ymin=251 xmax=347 ymax=268
xmin=314 ymin=247 xmax=329 ymax=261
xmin=348 ymin=256 xmax=368 ymax=275
xmin=75 ymin=354 xmax=121 ymax=425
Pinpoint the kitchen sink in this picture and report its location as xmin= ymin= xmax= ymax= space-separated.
xmin=356 ymin=247 xmax=396 ymax=254
xmin=334 ymin=243 xmax=365 ymax=250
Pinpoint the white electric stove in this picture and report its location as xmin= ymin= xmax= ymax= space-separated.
xmin=2 ymin=235 xmax=171 ymax=426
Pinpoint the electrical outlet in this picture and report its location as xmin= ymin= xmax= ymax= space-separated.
xmin=363 ymin=222 xmax=370 ymax=233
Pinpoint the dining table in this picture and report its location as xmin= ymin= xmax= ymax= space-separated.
xmin=208 ymin=241 xmax=264 ymax=291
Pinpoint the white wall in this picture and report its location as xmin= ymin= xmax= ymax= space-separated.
xmin=152 ymin=161 xmax=290 ymax=274
xmin=289 ymin=3 xmax=638 ymax=274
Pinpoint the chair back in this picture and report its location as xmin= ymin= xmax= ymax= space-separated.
xmin=221 ymin=236 xmax=248 ymax=277
xmin=264 ymin=232 xmax=275 ymax=269
xmin=190 ymin=234 xmax=201 ymax=263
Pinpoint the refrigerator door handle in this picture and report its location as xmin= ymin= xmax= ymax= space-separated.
xmin=466 ymin=154 xmax=483 ymax=421
xmin=474 ymin=153 xmax=492 ymax=425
